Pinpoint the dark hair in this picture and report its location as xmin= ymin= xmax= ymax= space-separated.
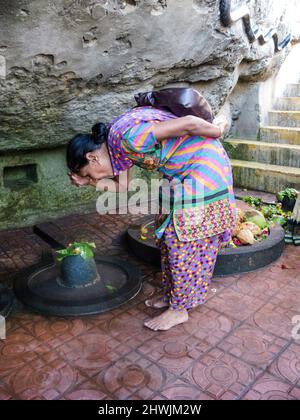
xmin=67 ymin=123 xmax=109 ymax=173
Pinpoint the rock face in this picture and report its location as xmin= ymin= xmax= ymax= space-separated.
xmin=0 ymin=0 xmax=299 ymax=228
xmin=0 ymin=0 xmax=297 ymax=151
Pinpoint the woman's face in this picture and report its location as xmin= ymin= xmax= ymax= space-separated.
xmin=78 ymin=147 xmax=114 ymax=181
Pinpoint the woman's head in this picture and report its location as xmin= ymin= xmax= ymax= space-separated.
xmin=67 ymin=123 xmax=113 ymax=180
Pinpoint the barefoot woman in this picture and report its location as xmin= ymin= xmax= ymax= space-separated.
xmin=67 ymin=105 xmax=236 ymax=331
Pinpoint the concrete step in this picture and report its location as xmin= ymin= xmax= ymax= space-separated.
xmin=274 ymin=97 xmax=300 ymax=111
xmin=230 ymin=160 xmax=300 ymax=194
xmin=268 ymin=111 xmax=300 ymax=128
xmin=225 ymin=138 xmax=300 ymax=167
xmin=260 ymin=126 xmax=300 ymax=145
xmin=284 ymin=84 xmax=300 ymax=97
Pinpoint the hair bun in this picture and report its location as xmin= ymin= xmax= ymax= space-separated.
xmin=91 ymin=122 xmax=109 ymax=145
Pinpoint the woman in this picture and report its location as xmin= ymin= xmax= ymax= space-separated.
xmin=67 ymin=105 xmax=236 ymax=331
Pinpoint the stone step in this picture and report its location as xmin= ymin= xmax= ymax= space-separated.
xmin=284 ymin=83 xmax=300 ymax=97
xmin=260 ymin=126 xmax=300 ymax=145
xmin=268 ymin=111 xmax=300 ymax=128
xmin=274 ymin=97 xmax=300 ymax=111
xmin=230 ymin=160 xmax=300 ymax=194
xmin=225 ymin=138 xmax=300 ymax=168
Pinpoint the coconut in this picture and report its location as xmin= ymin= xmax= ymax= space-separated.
xmin=236 ymin=208 xmax=245 ymax=223
xmin=232 ymin=224 xmax=241 ymax=237
xmin=244 ymin=209 xmax=267 ymax=229
xmin=237 ymin=229 xmax=255 ymax=245
xmin=240 ymin=222 xmax=262 ymax=236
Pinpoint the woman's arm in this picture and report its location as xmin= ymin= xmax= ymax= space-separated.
xmin=152 ymin=115 xmax=227 ymax=141
xmin=69 ymin=170 xmax=130 ymax=192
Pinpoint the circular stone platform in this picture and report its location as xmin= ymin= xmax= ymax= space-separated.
xmin=14 ymin=256 xmax=141 ymax=317
xmin=127 ymin=218 xmax=285 ymax=276
xmin=0 ymin=284 xmax=14 ymax=317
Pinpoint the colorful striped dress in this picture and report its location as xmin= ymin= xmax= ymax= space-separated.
xmin=107 ymin=106 xmax=236 ymax=310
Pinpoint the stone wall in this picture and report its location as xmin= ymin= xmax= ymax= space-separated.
xmin=0 ymin=0 xmax=299 ymax=229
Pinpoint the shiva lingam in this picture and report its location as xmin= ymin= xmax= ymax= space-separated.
xmin=56 ymin=242 xmax=100 ymax=289
xmin=14 ymin=232 xmax=141 ymax=317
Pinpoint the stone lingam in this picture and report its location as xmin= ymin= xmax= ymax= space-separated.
xmin=14 ymin=240 xmax=141 ymax=317
xmin=56 ymin=242 xmax=100 ymax=288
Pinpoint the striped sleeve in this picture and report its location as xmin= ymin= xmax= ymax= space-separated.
xmin=122 ymin=122 xmax=157 ymax=153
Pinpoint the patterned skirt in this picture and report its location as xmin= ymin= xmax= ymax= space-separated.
xmin=156 ymin=218 xmax=232 ymax=310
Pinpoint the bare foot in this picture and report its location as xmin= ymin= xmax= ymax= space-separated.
xmin=144 ymin=308 xmax=188 ymax=331
xmin=145 ymin=294 xmax=169 ymax=309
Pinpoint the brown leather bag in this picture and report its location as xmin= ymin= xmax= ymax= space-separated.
xmin=134 ymin=87 xmax=213 ymax=123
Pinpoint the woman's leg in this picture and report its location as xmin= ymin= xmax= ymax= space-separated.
xmin=166 ymin=228 xmax=222 ymax=310
xmin=145 ymin=236 xmax=171 ymax=308
xmin=144 ymin=224 xmax=224 ymax=331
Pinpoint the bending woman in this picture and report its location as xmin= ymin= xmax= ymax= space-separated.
xmin=67 ymin=105 xmax=236 ymax=331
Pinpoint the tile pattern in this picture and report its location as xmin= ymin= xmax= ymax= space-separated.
xmin=0 ymin=209 xmax=300 ymax=400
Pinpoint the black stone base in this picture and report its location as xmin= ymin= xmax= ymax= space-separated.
xmin=0 ymin=284 xmax=14 ymax=317
xmin=127 ymin=219 xmax=285 ymax=276
xmin=14 ymin=254 xmax=141 ymax=317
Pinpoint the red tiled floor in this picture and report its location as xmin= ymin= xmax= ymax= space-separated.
xmin=181 ymin=348 xmax=262 ymax=400
xmin=137 ymin=333 xmax=205 ymax=376
xmin=95 ymin=352 xmax=171 ymax=400
xmin=268 ymin=343 xmax=300 ymax=386
xmin=205 ymin=288 xmax=265 ymax=321
xmin=242 ymin=373 xmax=300 ymax=400
xmin=154 ymin=379 xmax=212 ymax=400
xmin=217 ymin=324 xmax=288 ymax=369
xmin=0 ymin=381 xmax=14 ymax=400
xmin=55 ymin=330 xmax=126 ymax=377
xmin=62 ymin=380 xmax=113 ymax=400
xmin=227 ymin=270 xmax=290 ymax=300
xmin=0 ymin=211 xmax=300 ymax=400
xmin=183 ymin=307 xmax=238 ymax=346
xmin=0 ymin=327 xmax=50 ymax=376
xmin=14 ymin=313 xmax=97 ymax=350
xmin=2 ymin=354 xmax=86 ymax=400
xmin=249 ymin=302 xmax=299 ymax=340
xmin=270 ymin=284 xmax=300 ymax=312
xmin=0 ymin=228 xmax=49 ymax=280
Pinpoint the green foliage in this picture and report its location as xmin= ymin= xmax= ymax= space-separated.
xmin=270 ymin=215 xmax=287 ymax=227
xmin=260 ymin=204 xmax=290 ymax=228
xmin=56 ymin=242 xmax=96 ymax=262
xmin=261 ymin=205 xmax=278 ymax=219
xmin=241 ymin=195 xmax=262 ymax=208
xmin=276 ymin=188 xmax=298 ymax=202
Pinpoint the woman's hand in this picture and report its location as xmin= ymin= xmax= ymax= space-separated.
xmin=68 ymin=172 xmax=91 ymax=187
xmin=213 ymin=115 xmax=230 ymax=138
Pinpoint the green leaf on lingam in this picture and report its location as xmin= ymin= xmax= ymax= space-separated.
xmin=56 ymin=242 xmax=96 ymax=262
xmin=105 ymin=284 xmax=117 ymax=293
